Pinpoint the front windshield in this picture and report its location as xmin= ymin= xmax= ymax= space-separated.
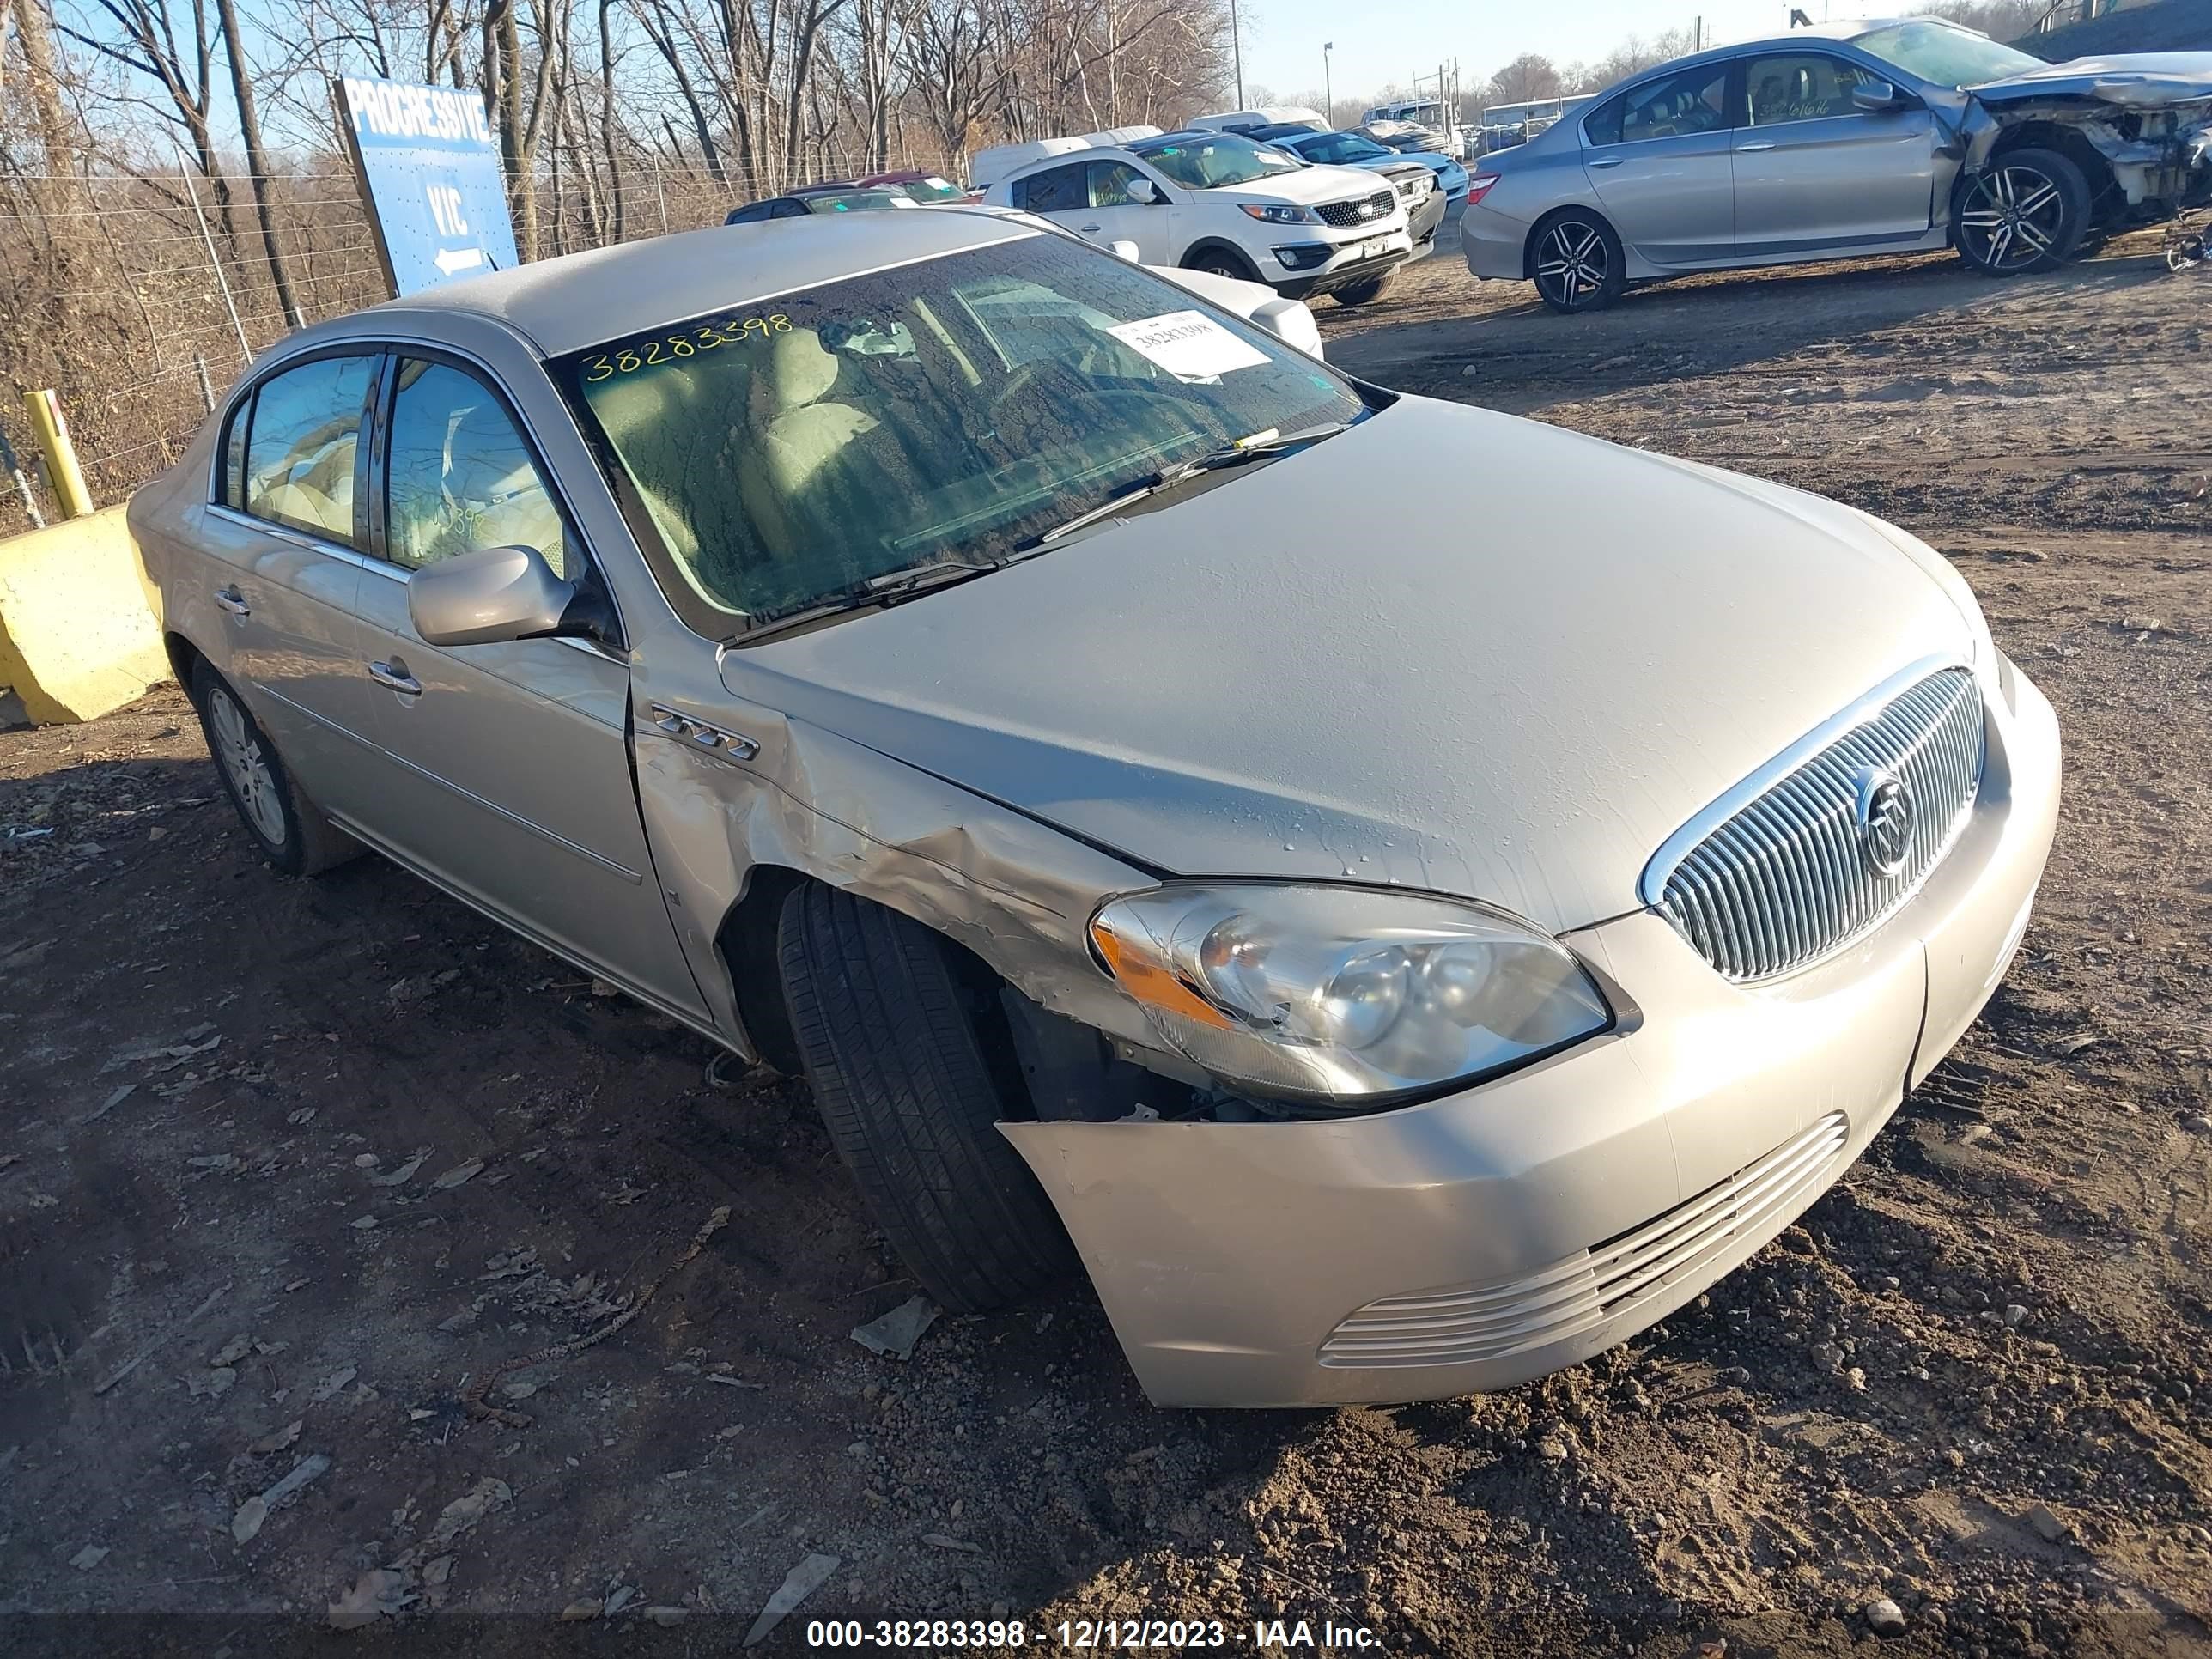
xmin=555 ymin=234 xmax=1365 ymax=632
xmin=1853 ymin=21 xmax=2045 ymax=88
xmin=1133 ymin=134 xmax=1304 ymax=190
xmin=1297 ymin=133 xmax=1392 ymax=165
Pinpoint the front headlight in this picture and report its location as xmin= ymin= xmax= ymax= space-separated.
xmin=1090 ymin=884 xmax=1612 ymax=1105
xmin=1242 ymin=203 xmax=1319 ymax=224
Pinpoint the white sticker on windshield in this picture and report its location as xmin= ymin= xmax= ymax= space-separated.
xmin=1105 ymin=310 xmax=1270 ymax=382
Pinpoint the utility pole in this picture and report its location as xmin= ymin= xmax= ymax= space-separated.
xmin=1323 ymin=41 xmax=1334 ymax=123
xmin=1231 ymin=0 xmax=1244 ymax=108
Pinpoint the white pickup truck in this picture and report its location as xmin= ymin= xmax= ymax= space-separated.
xmin=976 ymin=127 xmax=1413 ymax=307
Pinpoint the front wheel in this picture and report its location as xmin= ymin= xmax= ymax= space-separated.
xmin=777 ymin=884 xmax=1078 ymax=1312
xmin=1954 ymin=149 xmax=2087 ymax=275
xmin=1528 ymin=211 xmax=1625 ymax=313
xmin=1182 ymin=248 xmax=1256 ymax=283
xmin=1330 ymin=270 xmax=1398 ymax=307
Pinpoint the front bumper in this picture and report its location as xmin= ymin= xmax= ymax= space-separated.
xmin=1269 ymin=230 xmax=1413 ymax=299
xmin=1004 ymin=659 xmax=2060 ymax=1407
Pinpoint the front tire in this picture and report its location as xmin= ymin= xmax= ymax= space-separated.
xmin=1528 ymin=210 xmax=1626 ymax=313
xmin=777 ymin=884 xmax=1078 ymax=1312
xmin=1182 ymin=247 xmax=1258 ymax=283
xmin=1330 ymin=270 xmax=1398 ymax=307
xmin=191 ymin=661 xmax=359 ymax=877
xmin=1954 ymin=149 xmax=2087 ymax=275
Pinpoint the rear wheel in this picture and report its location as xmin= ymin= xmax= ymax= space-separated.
xmin=191 ymin=661 xmax=359 ymax=877
xmin=1528 ymin=210 xmax=1625 ymax=313
xmin=1954 ymin=149 xmax=2087 ymax=275
xmin=777 ymin=884 xmax=1078 ymax=1312
xmin=1330 ymin=270 xmax=1399 ymax=307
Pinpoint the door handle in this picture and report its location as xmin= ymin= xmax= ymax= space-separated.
xmin=1079 ymin=222 xmax=1102 ymax=233
xmin=1587 ymin=157 xmax=1623 ymax=169
xmin=368 ymin=659 xmax=422 ymax=696
xmin=1738 ymin=141 xmax=1778 ymax=152
xmin=214 ymin=586 xmax=250 ymax=617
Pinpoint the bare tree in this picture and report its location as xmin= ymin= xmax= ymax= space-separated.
xmin=213 ymin=0 xmax=304 ymax=326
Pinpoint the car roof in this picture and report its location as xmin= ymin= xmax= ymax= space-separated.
xmin=1589 ymin=16 xmax=1949 ymax=91
xmin=336 ymin=209 xmax=1037 ymax=357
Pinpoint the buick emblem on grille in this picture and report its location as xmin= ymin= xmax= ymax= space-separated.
xmin=1853 ymin=767 xmax=1916 ymax=878
xmin=1357 ymin=201 xmax=1375 ymax=217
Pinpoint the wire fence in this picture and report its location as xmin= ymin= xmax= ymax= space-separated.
xmin=0 ymin=153 xmax=951 ymax=537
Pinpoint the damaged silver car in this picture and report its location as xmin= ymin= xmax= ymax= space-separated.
xmin=130 ymin=209 xmax=2062 ymax=1407
xmin=1462 ymin=15 xmax=2212 ymax=311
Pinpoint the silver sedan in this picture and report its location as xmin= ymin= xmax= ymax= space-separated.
xmin=131 ymin=207 xmax=2058 ymax=1407
xmin=1463 ymin=16 xmax=2212 ymax=312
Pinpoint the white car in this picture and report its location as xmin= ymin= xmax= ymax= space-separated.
xmin=1188 ymin=106 xmax=1330 ymax=137
xmin=982 ymin=129 xmax=1413 ymax=306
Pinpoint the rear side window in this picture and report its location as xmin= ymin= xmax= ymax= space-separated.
xmin=1011 ymin=164 xmax=1086 ymax=213
xmin=234 ymin=355 xmax=376 ymax=548
xmin=1585 ymin=65 xmax=1731 ymax=146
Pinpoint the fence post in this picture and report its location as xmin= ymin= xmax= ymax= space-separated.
xmin=22 ymin=389 xmax=94 ymax=520
xmin=179 ymin=149 xmax=253 ymax=366
xmin=653 ymin=165 xmax=669 ymax=234
xmin=0 ymin=423 xmax=47 ymax=531
xmin=193 ymin=353 xmax=217 ymax=416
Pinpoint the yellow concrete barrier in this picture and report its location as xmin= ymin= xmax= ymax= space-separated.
xmin=0 ymin=504 xmax=172 ymax=725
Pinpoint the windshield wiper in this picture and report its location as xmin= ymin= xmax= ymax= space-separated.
xmin=737 ymin=558 xmax=998 ymax=644
xmin=1017 ymin=420 xmax=1357 ymax=551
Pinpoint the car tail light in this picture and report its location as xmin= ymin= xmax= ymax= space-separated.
xmin=1465 ymin=173 xmax=1500 ymax=206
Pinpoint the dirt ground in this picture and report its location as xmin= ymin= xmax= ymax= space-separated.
xmin=5 ymin=228 xmax=2212 ymax=1657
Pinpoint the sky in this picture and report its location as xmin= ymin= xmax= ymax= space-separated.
xmin=1236 ymin=0 xmax=1890 ymax=107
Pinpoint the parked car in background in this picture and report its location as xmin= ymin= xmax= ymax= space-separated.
xmin=1189 ymin=106 xmax=1330 ymax=137
xmin=1462 ymin=16 xmax=2212 ymax=313
xmin=1254 ymin=124 xmax=1472 ymax=215
xmin=847 ymin=169 xmax=981 ymax=204
xmin=129 ymin=206 xmax=2059 ymax=1408
xmin=726 ymin=185 xmax=915 ymax=222
xmin=983 ymin=129 xmax=1412 ymax=304
xmin=1360 ymin=100 xmax=1466 ymax=158
xmin=1242 ymin=125 xmax=1449 ymax=257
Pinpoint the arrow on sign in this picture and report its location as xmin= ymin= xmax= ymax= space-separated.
xmin=434 ymin=246 xmax=485 ymax=275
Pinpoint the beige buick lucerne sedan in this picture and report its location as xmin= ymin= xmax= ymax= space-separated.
xmin=129 ymin=208 xmax=2059 ymax=1407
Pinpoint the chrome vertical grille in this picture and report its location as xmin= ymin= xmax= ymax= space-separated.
xmin=1654 ymin=667 xmax=1985 ymax=982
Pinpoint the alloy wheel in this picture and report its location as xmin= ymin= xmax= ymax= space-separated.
xmin=1958 ymin=165 xmax=2065 ymax=271
xmin=1534 ymin=220 xmax=1609 ymax=309
xmin=209 ymin=685 xmax=289 ymax=848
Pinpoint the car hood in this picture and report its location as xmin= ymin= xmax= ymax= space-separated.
xmin=1211 ymin=165 xmax=1391 ymax=209
xmin=1968 ymin=52 xmax=2212 ymax=106
xmin=726 ymin=400 xmax=1976 ymax=935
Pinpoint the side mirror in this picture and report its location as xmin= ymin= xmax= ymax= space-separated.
xmin=1850 ymin=79 xmax=1909 ymax=113
xmin=1126 ymin=175 xmax=1160 ymax=204
xmin=1107 ymin=239 xmax=1141 ymax=261
xmin=409 ymin=543 xmax=577 ymax=647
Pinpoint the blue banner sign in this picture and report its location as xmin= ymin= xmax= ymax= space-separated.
xmin=334 ymin=76 xmax=520 ymax=298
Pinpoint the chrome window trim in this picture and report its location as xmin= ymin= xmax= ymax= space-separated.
xmin=1638 ymin=653 xmax=1970 ymax=908
xmin=205 ymin=501 xmax=378 ymax=569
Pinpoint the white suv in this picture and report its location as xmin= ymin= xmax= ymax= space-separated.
xmin=981 ymin=129 xmax=1413 ymax=307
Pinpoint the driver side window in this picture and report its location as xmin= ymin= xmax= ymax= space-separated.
xmin=1745 ymin=54 xmax=1880 ymax=125
xmin=1088 ymin=161 xmax=1150 ymax=208
xmin=383 ymin=358 xmax=572 ymax=579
